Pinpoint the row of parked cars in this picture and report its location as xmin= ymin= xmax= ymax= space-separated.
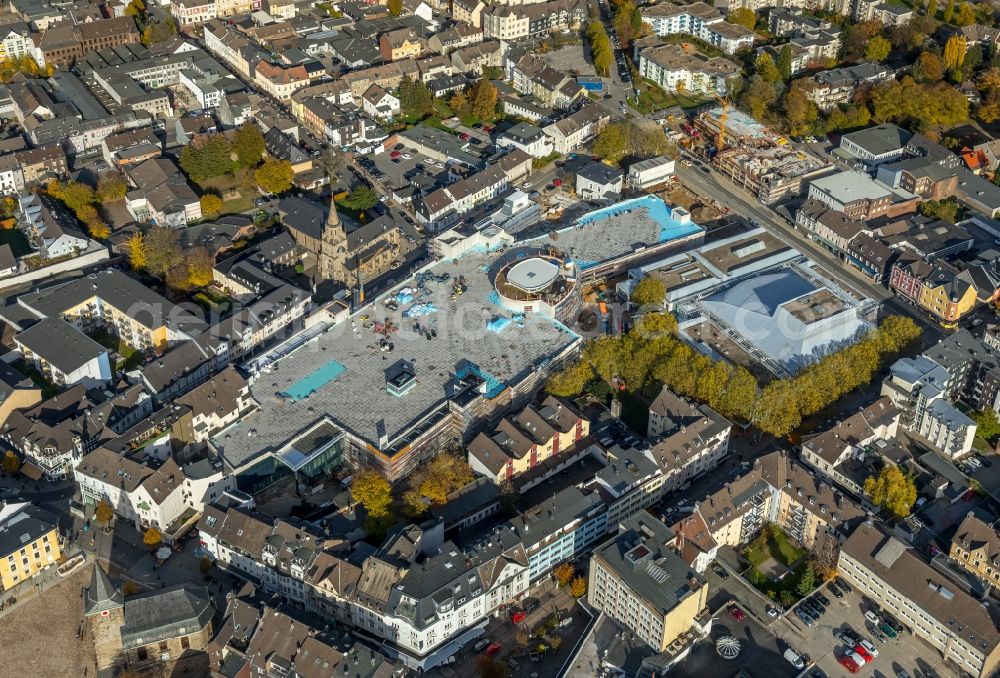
xmin=836 ymin=610 xmax=906 ymax=674
xmin=957 ymin=452 xmax=993 ymax=475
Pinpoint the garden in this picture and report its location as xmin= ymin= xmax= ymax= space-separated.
xmin=742 ymin=526 xmax=817 ymax=607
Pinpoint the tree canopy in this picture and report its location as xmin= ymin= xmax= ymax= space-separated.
xmin=200 ymin=194 xmax=223 ymax=217
xmin=593 ymin=120 xmax=677 ymax=166
xmin=727 ymin=7 xmax=756 ymax=29
xmin=587 ymin=21 xmax=615 ymax=76
xmin=398 ymin=75 xmax=434 ymax=118
xmin=546 ymin=314 xmax=920 ymax=438
xmin=351 ymin=470 xmax=393 ymax=519
xmin=232 ymin=124 xmax=265 ymax=169
xmin=865 ymin=35 xmax=892 ymax=63
xmin=339 ymin=185 xmax=378 ymax=211
xmin=864 ymin=465 xmax=918 ymax=519
xmin=450 ymin=79 xmax=498 ymax=123
xmin=254 ymin=157 xmax=294 ymax=194
xmin=630 ymin=277 xmax=666 ymax=307
xmin=180 ymin=134 xmax=235 ymax=182
xmin=402 ymin=453 xmax=473 ymax=517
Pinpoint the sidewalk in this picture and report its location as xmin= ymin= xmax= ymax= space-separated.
xmin=0 ymin=549 xmax=87 ymax=623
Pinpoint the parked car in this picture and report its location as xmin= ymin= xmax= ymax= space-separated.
xmin=783 ymin=648 xmax=805 ymax=670
xmin=976 ymin=453 xmax=993 ymax=467
xmin=711 ymin=563 xmax=729 ymax=580
xmin=728 ymin=605 xmax=745 ymax=622
xmin=847 ymin=650 xmax=868 ymax=666
xmin=879 ymin=622 xmax=898 ymax=639
xmin=829 ymin=585 xmax=844 ymax=599
xmin=839 ymin=655 xmax=861 ymax=674
xmin=524 ymin=598 xmax=540 ymax=613
xmin=815 ymin=593 xmax=830 ymax=606
xmin=795 ymin=608 xmax=814 ymax=626
xmin=837 ymin=632 xmax=859 ymax=647
xmin=859 ymin=639 xmax=879 ymax=658
xmin=473 ymin=639 xmax=490 ymax=653
xmin=864 ymin=610 xmax=881 ymax=626
xmin=835 ymin=577 xmax=852 ymax=593
xmin=853 ymin=645 xmax=873 ymax=664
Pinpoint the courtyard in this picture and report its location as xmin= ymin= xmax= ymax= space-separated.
xmin=742 ymin=526 xmax=811 ymax=606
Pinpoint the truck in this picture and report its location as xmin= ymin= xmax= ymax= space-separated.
xmin=783 ymin=648 xmax=805 ymax=670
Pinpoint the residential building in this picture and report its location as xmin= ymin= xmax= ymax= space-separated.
xmin=124 ymin=158 xmax=203 ymax=226
xmin=482 ymin=0 xmax=587 ymax=41
xmin=198 ymin=505 xmax=531 ymax=670
xmin=361 ymin=84 xmax=400 ymax=122
xmin=800 ymin=397 xmax=900 ymax=495
xmin=14 ymin=318 xmax=112 ymax=388
xmin=17 ymin=193 xmax=90 ymax=259
xmin=635 ymin=40 xmax=740 ymax=96
xmin=889 ymin=259 xmax=978 ymax=329
xmin=694 ymin=450 xmax=865 ymax=550
xmin=175 ymin=367 xmax=257 ymax=443
xmin=75 ymin=448 xmax=234 ymax=537
xmin=468 ymin=396 xmax=588 ymax=484
xmin=950 ymin=512 xmax=1000 ymax=586
xmin=8 ymin=269 xmax=206 ymax=352
xmin=378 ymin=27 xmax=426 ymax=61
xmin=640 ymin=2 xmax=754 ymax=54
xmin=0 ymin=502 xmax=61 ymax=591
xmin=839 ymin=522 xmax=1000 ymax=678
xmin=542 ymin=102 xmax=610 ymax=154
xmin=646 ymin=387 xmax=732 ymax=495
xmin=588 ymin=513 xmax=709 ymax=653
xmin=575 ymin=162 xmax=623 ymax=200
xmin=511 ymin=485 xmax=607 ymax=580
xmin=254 ymin=61 xmax=310 ymax=101
xmin=496 ymin=121 xmax=554 ymax=158
xmin=807 ymin=63 xmax=893 ymax=111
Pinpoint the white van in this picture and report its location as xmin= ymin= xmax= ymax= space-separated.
xmin=783 ymin=648 xmax=805 ymax=670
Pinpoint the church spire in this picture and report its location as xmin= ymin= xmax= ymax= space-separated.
xmin=326 ymin=194 xmax=341 ymax=230
xmin=83 ymin=562 xmax=124 ymax=617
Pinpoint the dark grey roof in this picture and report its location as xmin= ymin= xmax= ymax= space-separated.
xmin=841 ymin=123 xmax=912 ymax=158
xmin=592 ymin=513 xmax=705 ymax=617
xmin=120 ymin=583 xmax=214 ymax=648
xmin=278 ymin=195 xmax=327 ymax=241
xmin=577 ymin=161 xmax=623 ymax=185
xmin=15 ymin=317 xmax=107 ymax=375
xmin=16 ymin=270 xmax=206 ymax=337
xmin=83 ymin=562 xmax=124 ymax=616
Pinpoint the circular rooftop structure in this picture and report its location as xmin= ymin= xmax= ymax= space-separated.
xmin=506 ymin=257 xmax=560 ymax=293
xmin=716 ymin=636 xmax=741 ymax=660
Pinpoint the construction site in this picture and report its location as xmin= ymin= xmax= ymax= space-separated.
xmin=713 ymin=145 xmax=833 ymax=204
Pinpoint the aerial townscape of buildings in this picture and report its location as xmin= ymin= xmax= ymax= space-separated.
xmin=2 ymin=0 xmax=1000 ymax=675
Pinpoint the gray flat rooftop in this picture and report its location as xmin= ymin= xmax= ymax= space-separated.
xmin=215 ymin=252 xmax=580 ymax=468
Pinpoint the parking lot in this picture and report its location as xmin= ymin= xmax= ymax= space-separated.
xmin=362 ymin=145 xmax=448 ymax=190
xmin=777 ymin=583 xmax=959 ymax=678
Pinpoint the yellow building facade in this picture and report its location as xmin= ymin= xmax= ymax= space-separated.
xmin=0 ymin=505 xmax=61 ymax=590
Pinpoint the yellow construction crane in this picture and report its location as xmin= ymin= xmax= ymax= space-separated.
xmin=715 ymin=96 xmax=730 ymax=153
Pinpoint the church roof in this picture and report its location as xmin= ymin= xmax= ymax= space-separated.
xmin=83 ymin=563 xmax=124 ymax=616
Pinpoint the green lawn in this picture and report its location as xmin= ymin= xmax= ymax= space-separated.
xmin=742 ymin=526 xmax=812 ymax=603
xmin=88 ymin=329 xmax=145 ymax=371
xmin=630 ymin=78 xmax=710 ymax=115
xmin=0 ymin=228 xmax=31 ymax=257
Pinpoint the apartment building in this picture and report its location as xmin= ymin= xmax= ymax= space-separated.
xmin=198 ymin=506 xmax=530 ymax=670
xmin=800 ymin=397 xmax=900 ymax=495
xmin=839 ymin=522 xmax=1000 ymax=678
xmin=695 ymin=450 xmax=865 ymax=550
xmin=75 ymin=448 xmax=234 ymax=537
xmin=635 ymin=40 xmax=740 ymax=96
xmin=10 ymin=269 xmax=206 ymax=352
xmin=641 ymin=2 xmax=754 ymax=54
xmin=511 ymin=485 xmax=607 ymax=579
xmin=807 ymin=63 xmax=893 ymax=110
xmin=542 ymin=102 xmax=611 ymax=154
xmin=889 ymin=259 xmax=979 ymax=329
xmin=14 ymin=318 xmax=112 ymax=388
xmin=254 ymin=61 xmax=310 ymax=101
xmin=482 ymin=0 xmax=587 ymax=41
xmin=646 ymin=387 xmax=732 ymax=494
xmin=171 ymin=0 xmax=216 ymax=25
xmin=418 ymin=164 xmax=510 ymax=230
xmin=950 ymin=512 xmax=1000 ymax=586
xmin=175 ymin=367 xmax=257 ymax=443
xmin=588 ymin=513 xmax=709 ymax=654
xmin=467 ymin=396 xmax=588 ymax=484
xmin=0 ymin=502 xmax=60 ymax=591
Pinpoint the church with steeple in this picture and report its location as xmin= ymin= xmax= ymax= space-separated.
xmin=83 ymin=563 xmax=215 ymax=674
xmin=279 ymin=192 xmax=408 ymax=291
